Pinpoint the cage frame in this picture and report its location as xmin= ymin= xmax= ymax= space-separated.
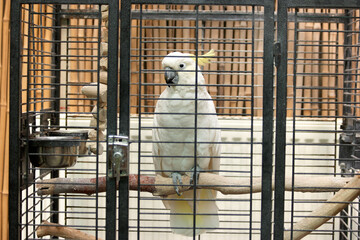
xmin=277 ymin=1 xmax=360 ymax=239
xmin=9 ymin=0 xmax=360 ymax=239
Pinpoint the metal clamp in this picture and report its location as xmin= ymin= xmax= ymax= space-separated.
xmin=108 ymin=135 xmax=129 ymax=181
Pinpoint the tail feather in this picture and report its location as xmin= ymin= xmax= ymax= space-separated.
xmin=164 ymin=189 xmax=219 ymax=236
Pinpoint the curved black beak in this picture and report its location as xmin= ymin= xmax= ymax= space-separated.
xmin=164 ymin=67 xmax=179 ymax=87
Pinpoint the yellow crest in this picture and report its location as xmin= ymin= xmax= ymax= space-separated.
xmin=190 ymin=49 xmax=215 ymax=66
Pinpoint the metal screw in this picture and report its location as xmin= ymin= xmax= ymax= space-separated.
xmin=113 ymin=149 xmax=123 ymax=160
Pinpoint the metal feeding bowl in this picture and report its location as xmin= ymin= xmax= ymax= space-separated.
xmin=29 ymin=136 xmax=80 ymax=168
xmin=48 ymin=129 xmax=88 ymax=155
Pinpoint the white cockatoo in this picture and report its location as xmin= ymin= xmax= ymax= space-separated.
xmin=152 ymin=50 xmax=221 ymax=236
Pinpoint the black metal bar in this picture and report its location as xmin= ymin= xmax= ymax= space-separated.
xmin=18 ymin=0 xmax=111 ymax=3
xmin=25 ymin=5 xmax=33 ymax=237
xmin=106 ymin=0 xmax=119 ymax=239
xmin=9 ymin=1 xmax=21 ymax=239
xmin=50 ymin=170 xmax=59 ymax=226
xmin=193 ymin=5 xmax=199 ymax=239
xmin=119 ymin=2 xmax=130 ymax=135
xmin=137 ymin=4 xmax=143 ymax=240
xmin=260 ymin=1 xmax=275 ymax=240
xmin=131 ymin=11 xmax=264 ymax=22
xmin=131 ymin=10 xmax=349 ymax=23
xmin=250 ymin=7 xmax=256 ymax=240
xmin=274 ymin=1 xmax=287 ymax=239
xmin=290 ymin=11 xmax=299 ymax=240
xmin=358 ymin=198 xmax=360 ymax=238
xmin=119 ymin=177 xmax=129 ymax=240
xmin=131 ymin=0 xmax=265 ymax=5
xmin=52 ymin=5 xmax=62 ymax=128
xmin=119 ymin=0 xmax=131 ymax=239
xmin=50 ymin=7 xmax=62 ymax=234
xmin=339 ymin=9 xmax=353 ymax=240
xmin=287 ymin=0 xmax=360 ymax=8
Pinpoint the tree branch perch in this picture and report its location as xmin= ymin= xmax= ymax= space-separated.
xmin=36 ymin=173 xmax=351 ymax=196
xmin=284 ymin=174 xmax=360 ymax=240
xmin=35 ymin=174 xmax=360 ymax=239
xmin=37 ymin=221 xmax=102 ymax=240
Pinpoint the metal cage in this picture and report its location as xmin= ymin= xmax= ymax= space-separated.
xmin=8 ymin=0 xmax=360 ymax=239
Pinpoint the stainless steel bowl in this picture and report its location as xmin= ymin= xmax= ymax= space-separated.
xmin=29 ymin=136 xmax=80 ymax=168
xmin=48 ymin=130 xmax=88 ymax=155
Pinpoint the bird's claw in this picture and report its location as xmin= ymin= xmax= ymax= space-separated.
xmin=171 ymin=172 xmax=183 ymax=196
xmin=190 ymin=166 xmax=202 ymax=185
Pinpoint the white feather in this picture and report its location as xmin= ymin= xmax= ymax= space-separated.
xmin=153 ymin=52 xmax=221 ymax=236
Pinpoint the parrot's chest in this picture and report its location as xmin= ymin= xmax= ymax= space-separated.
xmin=166 ymin=90 xmax=195 ymax=111
xmin=157 ymin=89 xmax=197 ymax=125
xmin=154 ymin=88 xmax=216 ymax=175
xmin=155 ymin=88 xmax=214 ymax=133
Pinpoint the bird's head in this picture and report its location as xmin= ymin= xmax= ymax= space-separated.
xmin=161 ymin=50 xmax=215 ymax=87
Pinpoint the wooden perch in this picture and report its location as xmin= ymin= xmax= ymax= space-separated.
xmin=284 ymin=174 xmax=360 ymax=240
xmin=81 ymin=83 xmax=107 ymax=103
xmin=36 ymin=174 xmax=156 ymax=196
xmin=37 ymin=220 xmax=102 ymax=240
xmin=36 ymin=173 xmax=350 ymax=196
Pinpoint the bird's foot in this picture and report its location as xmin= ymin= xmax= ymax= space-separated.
xmin=171 ymin=172 xmax=183 ymax=196
xmin=190 ymin=165 xmax=202 ymax=185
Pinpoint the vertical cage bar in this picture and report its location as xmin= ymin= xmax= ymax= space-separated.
xmin=260 ymin=1 xmax=275 ymax=239
xmin=9 ymin=0 xmax=21 ymax=239
xmin=119 ymin=0 xmax=131 ymax=239
xmin=193 ymin=5 xmax=200 ymax=239
xmin=51 ymin=6 xmax=62 ymax=226
xmin=106 ymin=0 xmax=120 ymax=239
xmin=52 ymin=5 xmax=61 ymax=126
xmin=274 ymin=0 xmax=288 ymax=239
xmin=290 ymin=8 xmax=298 ymax=240
xmin=340 ymin=9 xmax=353 ymax=240
xmin=136 ymin=4 xmax=143 ymax=240
xmin=25 ymin=5 xmax=33 ymax=238
xmin=250 ymin=6 xmax=256 ymax=239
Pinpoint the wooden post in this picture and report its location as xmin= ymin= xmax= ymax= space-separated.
xmin=235 ymin=6 xmax=248 ymax=116
xmin=42 ymin=5 xmax=55 ymax=110
xmin=231 ymin=6 xmax=244 ymax=115
xmin=253 ymin=6 xmax=264 ymax=117
xmin=295 ymin=9 xmax=306 ymax=116
xmin=0 ymin=1 xmax=10 ymax=239
xmin=130 ymin=5 xmax=139 ymax=114
xmin=68 ymin=5 xmax=79 ymax=113
xmin=33 ymin=4 xmax=41 ymax=111
xmin=328 ymin=9 xmax=338 ymax=117
xmin=84 ymin=7 xmax=94 ymax=113
xmin=21 ymin=6 xmax=30 ymax=113
xmin=76 ymin=5 xmax=86 ymax=113
xmin=208 ymin=6 xmax=220 ymax=103
xmin=144 ymin=5 xmax=154 ymax=114
xmin=320 ymin=9 xmax=330 ymax=117
xmin=311 ymin=9 xmax=321 ymax=116
xmin=223 ymin=6 xmax=234 ymax=115
xmin=287 ymin=13 xmax=295 ymax=117
xmin=244 ymin=6 xmax=253 ymax=116
xmin=303 ymin=9 xmax=314 ymax=116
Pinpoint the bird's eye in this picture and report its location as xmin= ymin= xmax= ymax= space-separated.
xmin=179 ymin=63 xmax=185 ymax=69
